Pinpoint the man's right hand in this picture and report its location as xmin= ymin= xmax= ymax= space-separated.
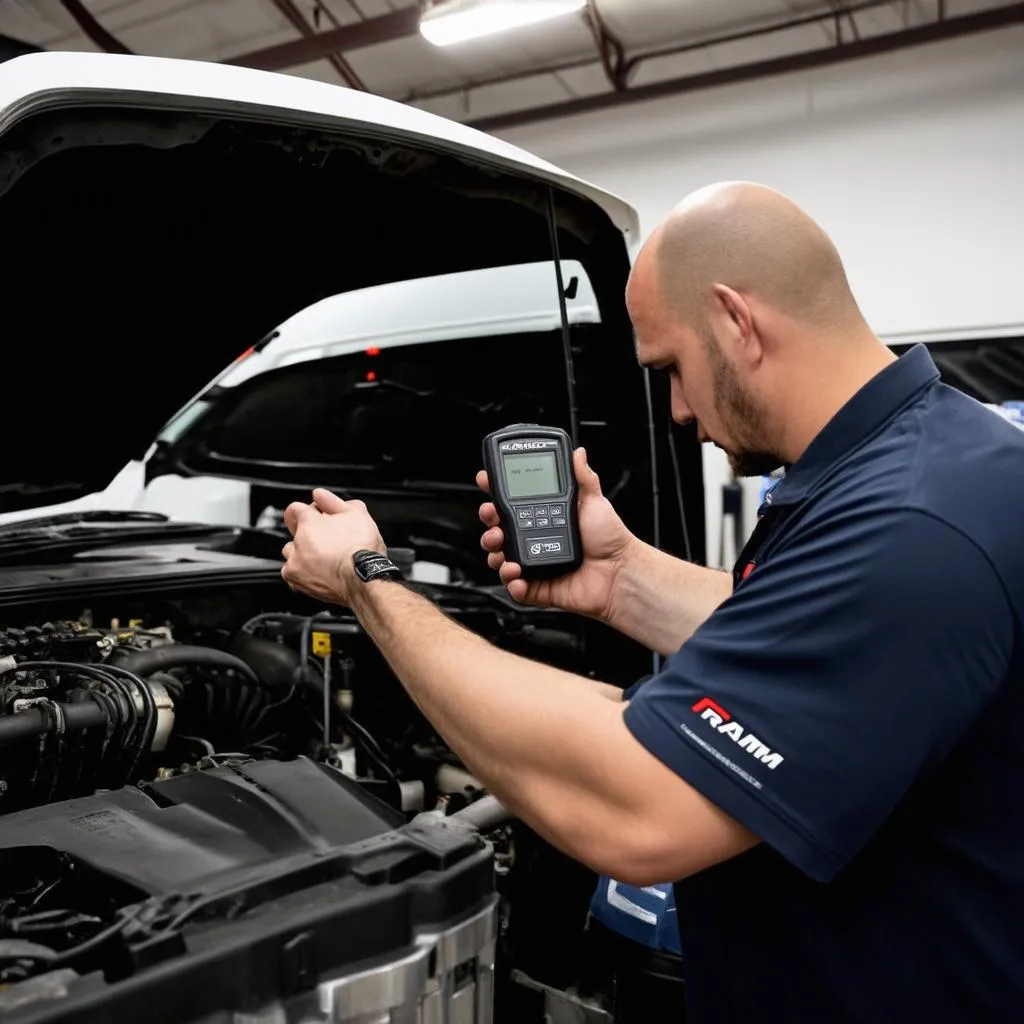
xmin=477 ymin=447 xmax=637 ymax=620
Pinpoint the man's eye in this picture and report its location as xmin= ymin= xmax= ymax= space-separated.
xmin=645 ymin=362 xmax=676 ymax=380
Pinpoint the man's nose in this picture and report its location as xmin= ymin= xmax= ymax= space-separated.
xmin=670 ymin=381 xmax=694 ymax=426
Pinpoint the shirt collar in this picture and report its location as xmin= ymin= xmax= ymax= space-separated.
xmin=762 ymin=343 xmax=940 ymax=511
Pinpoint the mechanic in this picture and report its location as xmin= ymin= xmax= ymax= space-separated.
xmin=280 ymin=181 xmax=1024 ymax=1023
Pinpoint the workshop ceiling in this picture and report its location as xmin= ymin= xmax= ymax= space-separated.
xmin=0 ymin=0 xmax=1020 ymax=130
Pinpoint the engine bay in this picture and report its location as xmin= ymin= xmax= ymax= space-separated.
xmin=0 ymin=584 xmax=591 ymax=817
xmin=0 ymin=577 xmax=624 ymax=1020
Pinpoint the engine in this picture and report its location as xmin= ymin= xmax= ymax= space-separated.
xmin=0 ymin=606 xmax=503 ymax=818
xmin=0 ymin=585 xmax=622 ymax=1020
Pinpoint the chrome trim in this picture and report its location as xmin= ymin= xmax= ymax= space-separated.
xmin=305 ymin=897 xmax=499 ymax=1024
xmin=318 ymin=945 xmax=430 ymax=1021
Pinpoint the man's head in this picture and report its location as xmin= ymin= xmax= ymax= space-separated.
xmin=627 ymin=182 xmax=880 ymax=475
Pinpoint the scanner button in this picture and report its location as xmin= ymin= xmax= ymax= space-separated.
xmin=549 ymin=505 xmax=564 ymax=516
xmin=517 ymin=507 xmax=534 ymax=519
xmin=536 ymin=517 xmax=550 ymax=528
xmin=534 ymin=506 xmax=548 ymax=517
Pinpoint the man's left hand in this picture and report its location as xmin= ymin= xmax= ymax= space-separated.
xmin=281 ymin=488 xmax=386 ymax=606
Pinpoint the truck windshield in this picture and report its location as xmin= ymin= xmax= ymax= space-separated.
xmin=189 ymin=325 xmax=593 ymax=490
xmin=171 ymin=262 xmax=608 ymax=491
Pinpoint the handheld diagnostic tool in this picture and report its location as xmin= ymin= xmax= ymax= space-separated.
xmin=482 ymin=424 xmax=582 ymax=580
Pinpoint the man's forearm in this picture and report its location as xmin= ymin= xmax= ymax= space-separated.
xmin=607 ymin=540 xmax=733 ymax=656
xmin=347 ymin=580 xmax=645 ymax=867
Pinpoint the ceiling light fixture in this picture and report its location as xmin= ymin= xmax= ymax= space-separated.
xmin=420 ymin=0 xmax=587 ymax=48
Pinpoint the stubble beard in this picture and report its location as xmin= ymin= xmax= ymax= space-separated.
xmin=702 ymin=326 xmax=783 ymax=479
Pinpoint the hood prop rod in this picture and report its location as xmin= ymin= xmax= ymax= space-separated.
xmin=546 ymin=186 xmax=579 ymax=447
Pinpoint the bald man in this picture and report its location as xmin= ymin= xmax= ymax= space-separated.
xmin=281 ymin=183 xmax=1024 ymax=1022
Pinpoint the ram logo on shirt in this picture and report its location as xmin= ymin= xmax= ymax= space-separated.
xmin=691 ymin=697 xmax=785 ymax=770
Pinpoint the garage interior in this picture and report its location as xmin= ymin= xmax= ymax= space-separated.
xmin=0 ymin=2 xmax=1021 ymax=1023
xmin=3 ymin=0 xmax=1019 ymax=561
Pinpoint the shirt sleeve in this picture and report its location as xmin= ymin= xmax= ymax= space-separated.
xmin=622 ymin=675 xmax=653 ymax=701
xmin=623 ymin=509 xmax=1014 ymax=882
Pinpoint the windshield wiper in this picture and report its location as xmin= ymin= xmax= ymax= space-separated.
xmin=0 ymin=512 xmax=235 ymax=564
xmin=0 ymin=510 xmax=171 ymax=536
xmin=352 ymin=378 xmax=490 ymax=412
xmin=352 ymin=377 xmax=525 ymax=418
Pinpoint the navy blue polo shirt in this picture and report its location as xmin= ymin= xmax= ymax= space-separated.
xmin=623 ymin=344 xmax=1024 ymax=1023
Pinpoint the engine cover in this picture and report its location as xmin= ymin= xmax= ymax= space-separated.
xmin=0 ymin=757 xmax=497 ymax=1023
xmin=0 ymin=757 xmax=409 ymax=894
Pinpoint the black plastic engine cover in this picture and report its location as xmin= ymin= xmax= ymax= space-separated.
xmin=0 ymin=757 xmax=495 ymax=1024
xmin=0 ymin=757 xmax=407 ymax=894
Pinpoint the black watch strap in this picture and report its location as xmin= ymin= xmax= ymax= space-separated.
xmin=352 ymin=549 xmax=403 ymax=583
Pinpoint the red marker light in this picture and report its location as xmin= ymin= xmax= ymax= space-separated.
xmin=366 ymin=371 xmax=377 ymax=382
xmin=235 ymin=346 xmax=255 ymax=362
xmin=365 ymin=346 xmax=381 ymax=357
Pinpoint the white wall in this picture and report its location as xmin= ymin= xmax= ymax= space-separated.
xmin=495 ymin=26 xmax=1024 ymax=565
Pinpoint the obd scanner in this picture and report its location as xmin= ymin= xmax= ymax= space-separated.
xmin=482 ymin=424 xmax=583 ymax=580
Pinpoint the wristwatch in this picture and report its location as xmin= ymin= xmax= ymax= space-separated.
xmin=352 ymin=549 xmax=403 ymax=584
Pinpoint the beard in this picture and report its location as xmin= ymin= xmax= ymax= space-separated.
xmin=726 ymin=448 xmax=781 ymax=478
xmin=702 ymin=326 xmax=782 ymax=479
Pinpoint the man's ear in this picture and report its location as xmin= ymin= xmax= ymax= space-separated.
xmin=711 ymin=283 xmax=762 ymax=366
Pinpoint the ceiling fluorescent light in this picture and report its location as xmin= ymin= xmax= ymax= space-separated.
xmin=420 ymin=0 xmax=587 ymax=48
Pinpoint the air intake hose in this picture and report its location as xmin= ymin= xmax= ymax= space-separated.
xmin=227 ymin=633 xmax=301 ymax=690
xmin=111 ymin=645 xmax=260 ymax=688
xmin=0 ymin=698 xmax=108 ymax=748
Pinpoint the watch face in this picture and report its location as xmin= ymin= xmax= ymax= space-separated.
xmin=353 ymin=550 xmax=401 ymax=582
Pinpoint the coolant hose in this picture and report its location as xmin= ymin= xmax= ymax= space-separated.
xmin=449 ymin=795 xmax=513 ymax=832
xmin=111 ymin=645 xmax=260 ymax=688
xmin=0 ymin=698 xmax=109 ymax=748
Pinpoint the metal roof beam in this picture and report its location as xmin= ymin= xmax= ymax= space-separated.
xmin=268 ymin=0 xmax=366 ymax=89
xmin=469 ymin=2 xmax=1024 ymax=131
xmin=58 ymin=0 xmax=132 ymax=55
xmin=223 ymin=6 xmax=421 ymax=71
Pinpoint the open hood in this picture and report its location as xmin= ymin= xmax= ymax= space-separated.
xmin=0 ymin=51 xmax=639 ymax=517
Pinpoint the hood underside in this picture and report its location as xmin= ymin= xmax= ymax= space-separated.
xmin=0 ymin=87 xmax=633 ymax=515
